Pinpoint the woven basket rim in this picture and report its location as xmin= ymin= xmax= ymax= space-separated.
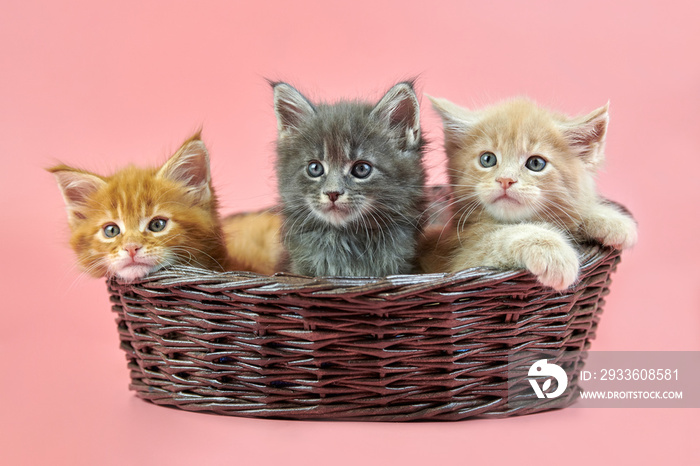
xmin=116 ymin=242 xmax=614 ymax=293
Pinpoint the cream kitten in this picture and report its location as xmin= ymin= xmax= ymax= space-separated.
xmin=419 ymin=97 xmax=637 ymax=290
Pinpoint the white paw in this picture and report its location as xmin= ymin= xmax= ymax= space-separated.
xmin=521 ymin=237 xmax=580 ymax=291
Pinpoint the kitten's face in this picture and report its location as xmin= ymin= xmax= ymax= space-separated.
xmin=69 ymin=170 xmax=215 ymax=281
xmin=273 ymin=82 xmax=424 ymax=229
xmin=50 ymin=135 xmax=222 ymax=282
xmin=431 ymin=97 xmax=608 ymax=224
xmin=297 ymin=140 xmax=382 ymax=227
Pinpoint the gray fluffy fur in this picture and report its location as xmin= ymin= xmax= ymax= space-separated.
xmin=273 ymin=81 xmax=426 ymax=277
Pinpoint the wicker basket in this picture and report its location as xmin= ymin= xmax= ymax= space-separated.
xmin=107 ymin=229 xmax=622 ymax=421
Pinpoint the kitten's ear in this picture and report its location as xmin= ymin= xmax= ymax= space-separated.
xmin=48 ymin=165 xmax=106 ymax=227
xmin=158 ymin=132 xmax=212 ymax=203
xmin=561 ymin=103 xmax=609 ymax=167
xmin=272 ymin=82 xmax=316 ymax=138
xmin=371 ymin=82 xmax=421 ymax=149
xmin=428 ymin=96 xmax=478 ymax=151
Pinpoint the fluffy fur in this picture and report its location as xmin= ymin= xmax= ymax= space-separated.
xmin=419 ymin=97 xmax=637 ymax=290
xmin=49 ymin=133 xmax=236 ymax=282
xmin=273 ymin=81 xmax=427 ymax=276
xmin=222 ymin=209 xmax=283 ymax=275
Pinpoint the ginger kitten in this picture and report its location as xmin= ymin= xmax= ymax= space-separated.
xmin=49 ymin=133 xmax=237 ymax=282
xmin=420 ymin=97 xmax=637 ymax=290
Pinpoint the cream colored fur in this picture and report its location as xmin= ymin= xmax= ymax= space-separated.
xmin=419 ymin=97 xmax=637 ymax=290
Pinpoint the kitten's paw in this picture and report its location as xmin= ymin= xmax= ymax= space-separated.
xmin=520 ymin=235 xmax=580 ymax=291
xmin=586 ymin=212 xmax=638 ymax=249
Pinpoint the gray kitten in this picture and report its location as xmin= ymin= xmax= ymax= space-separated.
xmin=272 ymin=81 xmax=426 ymax=277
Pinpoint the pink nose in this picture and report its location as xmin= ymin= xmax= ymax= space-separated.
xmin=496 ymin=177 xmax=516 ymax=189
xmin=326 ymin=191 xmax=342 ymax=202
xmin=124 ymin=244 xmax=141 ymax=258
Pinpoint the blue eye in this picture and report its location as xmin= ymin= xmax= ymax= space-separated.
xmin=351 ymin=161 xmax=372 ymax=179
xmin=525 ymin=156 xmax=547 ymax=172
xmin=307 ymin=161 xmax=324 ymax=177
xmin=148 ymin=218 xmax=168 ymax=232
xmin=479 ymin=152 xmax=497 ymax=167
xmin=103 ymin=223 xmax=120 ymax=238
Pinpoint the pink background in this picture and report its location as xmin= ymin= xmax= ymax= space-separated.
xmin=2 ymin=1 xmax=698 ymax=464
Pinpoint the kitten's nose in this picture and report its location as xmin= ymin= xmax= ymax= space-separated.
xmin=496 ymin=177 xmax=517 ymax=189
xmin=124 ymin=244 xmax=141 ymax=258
xmin=325 ymin=191 xmax=343 ymax=203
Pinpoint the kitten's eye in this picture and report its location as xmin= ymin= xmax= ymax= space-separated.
xmin=148 ymin=218 xmax=168 ymax=232
xmin=479 ymin=152 xmax=497 ymax=168
xmin=351 ymin=161 xmax=372 ymax=179
xmin=525 ymin=156 xmax=547 ymax=172
xmin=103 ymin=223 xmax=120 ymax=238
xmin=307 ymin=161 xmax=324 ymax=177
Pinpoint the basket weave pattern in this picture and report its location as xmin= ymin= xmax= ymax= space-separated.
xmin=108 ymin=244 xmax=621 ymax=421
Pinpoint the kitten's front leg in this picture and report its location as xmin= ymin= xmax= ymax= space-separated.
xmin=580 ymin=201 xmax=638 ymax=249
xmin=514 ymin=226 xmax=580 ymax=291
xmin=453 ymin=223 xmax=580 ymax=291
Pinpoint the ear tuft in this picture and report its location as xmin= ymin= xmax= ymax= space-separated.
xmin=561 ymin=103 xmax=609 ymax=166
xmin=371 ymin=82 xmax=421 ymax=149
xmin=158 ymin=133 xmax=212 ymax=202
xmin=47 ymin=165 xmax=106 ymax=227
xmin=272 ymin=82 xmax=316 ymax=137
xmin=428 ymin=95 xmax=478 ymax=151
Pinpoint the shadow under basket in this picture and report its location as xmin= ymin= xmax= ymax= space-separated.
xmin=108 ymin=244 xmax=622 ymax=421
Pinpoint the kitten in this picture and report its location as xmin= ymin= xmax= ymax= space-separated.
xmin=49 ymin=133 xmax=237 ymax=282
xmin=419 ymin=97 xmax=637 ymax=290
xmin=272 ymin=81 xmax=426 ymax=276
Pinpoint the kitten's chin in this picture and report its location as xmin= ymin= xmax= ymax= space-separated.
xmin=111 ymin=256 xmax=163 ymax=282
xmin=113 ymin=264 xmax=157 ymax=282
xmin=485 ymin=196 xmax=535 ymax=223
xmin=315 ymin=204 xmax=357 ymax=227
